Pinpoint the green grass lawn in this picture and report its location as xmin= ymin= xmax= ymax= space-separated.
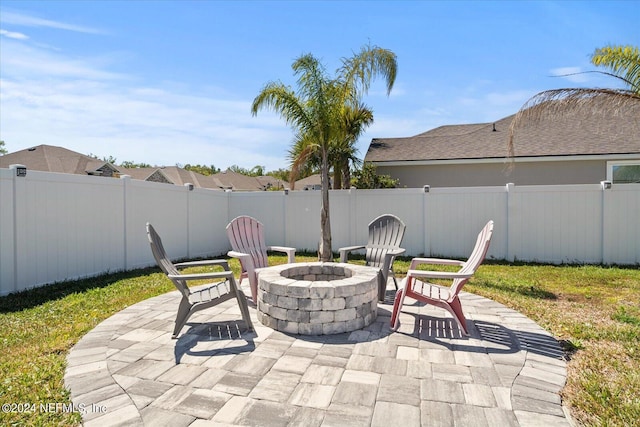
xmin=1 ymin=254 xmax=638 ymax=426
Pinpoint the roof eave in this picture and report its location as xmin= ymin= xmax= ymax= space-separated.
xmin=369 ymin=153 xmax=640 ymax=167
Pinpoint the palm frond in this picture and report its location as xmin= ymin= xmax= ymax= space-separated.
xmin=251 ymin=82 xmax=314 ymax=133
xmin=289 ymin=137 xmax=319 ymax=189
xmin=591 ymin=45 xmax=640 ymax=93
xmin=508 ymin=88 xmax=640 ymax=157
xmin=338 ymin=43 xmax=397 ymax=99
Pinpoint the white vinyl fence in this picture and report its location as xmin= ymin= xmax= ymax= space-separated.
xmin=1 ymin=167 xmax=639 ymax=295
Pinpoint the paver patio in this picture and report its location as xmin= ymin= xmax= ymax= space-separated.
xmin=65 ymin=282 xmax=574 ymax=426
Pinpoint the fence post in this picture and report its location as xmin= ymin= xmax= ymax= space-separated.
xmin=349 ymin=187 xmax=357 ymax=246
xmin=422 ymin=185 xmax=430 ymax=256
xmin=283 ymin=188 xmax=288 ymax=247
xmin=6 ymin=165 xmax=27 ymax=294
xmin=506 ymin=183 xmax=515 ymax=262
xmin=121 ymin=175 xmax=131 ymax=271
xmin=600 ymin=180 xmax=612 ymax=264
xmin=185 ymin=183 xmax=194 ymax=258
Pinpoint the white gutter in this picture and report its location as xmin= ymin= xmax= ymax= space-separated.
xmin=371 ymin=153 xmax=640 ymax=167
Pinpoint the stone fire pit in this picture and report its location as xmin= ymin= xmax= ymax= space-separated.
xmin=256 ymin=262 xmax=379 ymax=335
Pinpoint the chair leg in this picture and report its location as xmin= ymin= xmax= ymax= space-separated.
xmin=390 ymin=287 xmax=407 ymax=331
xmin=173 ymin=297 xmax=192 ymax=339
xmin=235 ymin=289 xmax=254 ymax=332
xmin=448 ymin=296 xmax=469 ymax=335
xmin=378 ymin=270 xmax=387 ymax=302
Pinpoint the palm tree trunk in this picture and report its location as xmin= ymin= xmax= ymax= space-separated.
xmin=333 ymin=161 xmax=343 ymax=190
xmin=343 ymin=166 xmax=351 ymax=189
xmin=319 ymin=149 xmax=332 ymax=261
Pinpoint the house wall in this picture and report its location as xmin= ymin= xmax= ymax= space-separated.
xmin=1 ymin=167 xmax=639 ymax=295
xmin=376 ymin=159 xmax=606 ymax=188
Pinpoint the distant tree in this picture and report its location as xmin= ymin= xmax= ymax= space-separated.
xmin=267 ymin=168 xmax=290 ymax=182
xmin=0 ymin=140 xmax=7 ymax=155
xmin=120 ymin=160 xmax=152 ymax=168
xmin=227 ymin=165 xmax=250 ymax=175
xmin=227 ymin=165 xmax=267 ymax=177
xmin=184 ymin=164 xmax=221 ymax=175
xmin=351 ymin=162 xmax=399 ymax=189
xmin=250 ymin=165 xmax=265 ymax=176
xmin=102 ymin=155 xmax=118 ymax=164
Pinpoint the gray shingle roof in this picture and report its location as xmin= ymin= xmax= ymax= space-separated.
xmin=365 ymin=104 xmax=640 ymax=163
xmin=0 ymin=144 xmax=117 ymax=174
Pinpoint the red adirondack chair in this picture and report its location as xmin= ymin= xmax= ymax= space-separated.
xmin=226 ymin=216 xmax=295 ymax=302
xmin=390 ymin=220 xmax=494 ymax=335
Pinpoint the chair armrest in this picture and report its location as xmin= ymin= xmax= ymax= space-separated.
xmin=338 ymin=245 xmax=366 ymax=263
xmin=267 ymin=246 xmax=296 ymax=263
xmin=386 ymin=248 xmax=406 ymax=257
xmin=381 ymin=248 xmax=406 ymax=270
xmin=168 ymin=270 xmax=234 ymax=281
xmin=174 ymin=259 xmax=230 ymax=271
xmin=407 ymin=269 xmax=473 ymax=280
xmin=408 ymin=257 xmax=465 ymax=270
xmin=227 ymin=250 xmax=252 ymax=262
xmin=377 ymin=248 xmax=405 ymax=281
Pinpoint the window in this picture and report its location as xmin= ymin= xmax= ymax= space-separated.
xmin=607 ymin=161 xmax=640 ymax=184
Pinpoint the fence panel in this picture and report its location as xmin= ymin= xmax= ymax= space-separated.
xmin=7 ymin=171 xmax=124 ymax=293
xmin=508 ymin=185 xmax=603 ymax=263
xmin=426 ymin=186 xmax=507 ymax=260
xmin=603 ymin=184 xmax=640 ymax=265
xmin=227 ymin=191 xmax=288 ymax=248
xmin=124 ymin=177 xmax=190 ymax=270
xmin=0 ymin=169 xmax=16 ymax=292
xmin=188 ymin=188 xmax=230 ymax=259
xmin=284 ymin=191 xmax=321 ymax=252
xmin=1 ymin=167 xmax=639 ymax=296
xmin=345 ymin=188 xmax=425 ymax=256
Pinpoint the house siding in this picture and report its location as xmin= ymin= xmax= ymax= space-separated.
xmin=376 ymin=159 xmax=608 ymax=188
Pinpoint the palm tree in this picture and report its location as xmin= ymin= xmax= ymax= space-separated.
xmin=508 ymin=45 xmax=640 ymax=156
xmin=332 ymin=101 xmax=373 ymax=189
xmin=252 ymin=45 xmax=397 ymax=261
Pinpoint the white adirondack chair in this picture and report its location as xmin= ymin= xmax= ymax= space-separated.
xmin=226 ymin=216 xmax=296 ymax=303
xmin=390 ymin=220 xmax=494 ymax=335
xmin=146 ymin=223 xmax=253 ymax=338
xmin=339 ymin=214 xmax=406 ymax=301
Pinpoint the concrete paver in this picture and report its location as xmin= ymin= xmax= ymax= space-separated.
xmin=65 ymin=283 xmax=574 ymax=426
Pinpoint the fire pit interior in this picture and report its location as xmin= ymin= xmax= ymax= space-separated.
xmin=257 ymin=262 xmax=379 ymax=335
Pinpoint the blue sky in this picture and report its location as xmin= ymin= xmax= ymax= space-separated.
xmin=1 ymin=1 xmax=638 ymax=171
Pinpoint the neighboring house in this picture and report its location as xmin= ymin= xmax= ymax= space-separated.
xmin=0 ymin=144 xmax=284 ymax=191
xmin=0 ymin=145 xmax=121 ymax=177
xmin=293 ymin=173 xmax=334 ymax=191
xmin=256 ymin=175 xmax=286 ymax=191
xmin=365 ymin=104 xmax=640 ymax=187
xmin=207 ymin=170 xmax=268 ymax=191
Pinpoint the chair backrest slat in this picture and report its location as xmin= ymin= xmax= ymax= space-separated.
xmin=146 ymin=223 xmax=190 ymax=298
xmin=450 ymin=220 xmax=494 ymax=296
xmin=365 ymin=214 xmax=406 ymax=269
xmin=227 ymin=216 xmax=269 ymax=269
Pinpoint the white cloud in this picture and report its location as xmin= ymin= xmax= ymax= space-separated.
xmin=0 ymin=10 xmax=104 ymax=34
xmin=0 ymin=29 xmax=29 ymax=39
xmin=2 ymin=39 xmax=126 ymax=80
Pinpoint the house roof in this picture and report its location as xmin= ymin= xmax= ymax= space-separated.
xmin=210 ymin=170 xmax=264 ymax=191
xmin=0 ymin=144 xmax=118 ymax=175
xmin=293 ymin=173 xmax=334 ymax=190
xmin=0 ymin=145 xmax=254 ymax=190
xmin=256 ymin=175 xmax=286 ymax=190
xmin=365 ymin=103 xmax=640 ymax=163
